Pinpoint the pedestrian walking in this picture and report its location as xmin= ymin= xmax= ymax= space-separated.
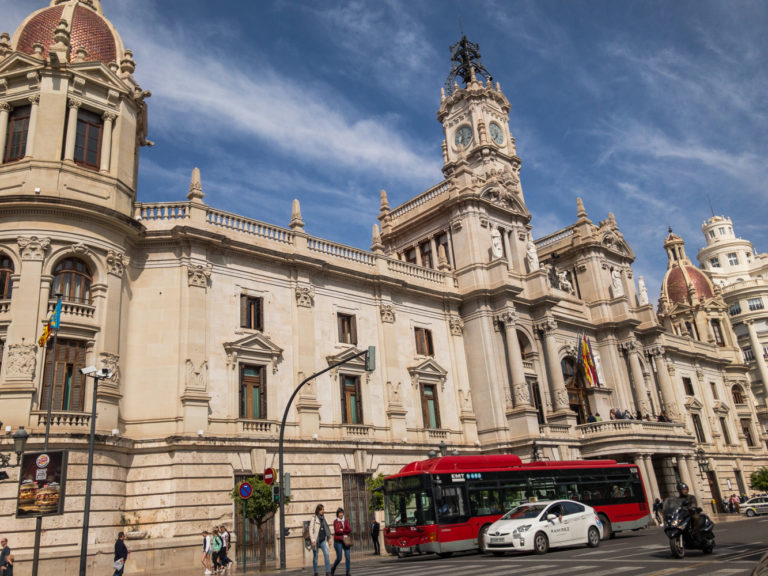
xmin=113 ymin=532 xmax=128 ymax=576
xmin=201 ymin=529 xmax=213 ymax=575
xmin=332 ymin=507 xmax=352 ymax=576
xmin=211 ymin=527 xmax=223 ymax=573
xmin=653 ymin=498 xmax=663 ymax=525
xmin=370 ymin=518 xmax=380 ymax=555
xmin=0 ymin=539 xmax=10 ymax=575
xmin=219 ymin=525 xmax=233 ymax=568
xmin=309 ymin=504 xmax=332 ymax=576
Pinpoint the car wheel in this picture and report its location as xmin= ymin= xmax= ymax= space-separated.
xmin=747 ymin=509 xmax=756 ymax=517
xmin=478 ymin=524 xmax=491 ymax=554
xmin=534 ymin=532 xmax=549 ymax=555
xmin=587 ymin=526 xmax=600 ymax=548
xmin=598 ymin=514 xmax=614 ymax=540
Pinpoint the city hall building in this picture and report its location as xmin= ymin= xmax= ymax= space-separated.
xmin=0 ymin=1 xmax=766 ymax=572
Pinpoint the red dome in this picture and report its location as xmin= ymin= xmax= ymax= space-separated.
xmin=15 ymin=4 xmax=118 ymax=65
xmin=665 ymin=265 xmax=714 ymax=305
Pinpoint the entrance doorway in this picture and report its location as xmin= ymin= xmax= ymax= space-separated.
xmin=234 ymin=474 xmax=276 ymax=566
xmin=341 ymin=473 xmax=374 ymax=560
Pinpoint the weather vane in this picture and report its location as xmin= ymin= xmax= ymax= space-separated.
xmin=445 ymin=36 xmax=493 ymax=95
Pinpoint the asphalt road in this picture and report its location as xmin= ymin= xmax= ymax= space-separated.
xmin=277 ymin=516 xmax=767 ymax=576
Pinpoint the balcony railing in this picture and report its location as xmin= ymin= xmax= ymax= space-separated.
xmin=48 ymin=299 xmax=95 ymax=319
xmin=343 ymin=424 xmax=372 ymax=437
xmin=426 ymin=428 xmax=449 ymax=439
xmin=239 ymin=419 xmax=274 ymax=434
xmin=577 ymin=419 xmax=682 ymax=436
xmin=32 ymin=410 xmax=91 ymax=428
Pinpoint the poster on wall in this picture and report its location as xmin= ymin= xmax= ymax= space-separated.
xmin=16 ymin=450 xmax=68 ymax=517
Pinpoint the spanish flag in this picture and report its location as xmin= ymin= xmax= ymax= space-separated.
xmin=37 ymin=298 xmax=63 ymax=347
xmin=38 ymin=318 xmax=52 ymax=347
xmin=579 ymin=333 xmax=601 ymax=388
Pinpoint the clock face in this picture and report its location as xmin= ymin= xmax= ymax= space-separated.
xmin=489 ymin=122 xmax=504 ymax=145
xmin=454 ymin=125 xmax=473 ymax=148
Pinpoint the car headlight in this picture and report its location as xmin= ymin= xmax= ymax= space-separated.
xmin=512 ymin=524 xmax=532 ymax=538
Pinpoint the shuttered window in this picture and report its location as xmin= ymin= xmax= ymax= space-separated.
xmin=337 ymin=313 xmax=357 ymax=345
xmin=240 ymin=295 xmax=263 ymax=331
xmin=341 ymin=374 xmax=362 ymax=424
xmin=73 ymin=108 xmax=102 ymax=170
xmin=421 ymin=384 xmax=440 ymax=429
xmin=41 ymin=339 xmax=87 ymax=412
xmin=239 ymin=365 xmax=266 ymax=419
xmin=4 ymin=105 xmax=30 ymax=163
xmin=414 ymin=327 xmax=434 ymax=356
xmin=0 ymin=254 xmax=13 ymax=299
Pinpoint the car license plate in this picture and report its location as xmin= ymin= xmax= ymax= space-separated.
xmin=490 ymin=537 xmax=505 ymax=543
xmin=398 ymin=546 xmax=411 ymax=553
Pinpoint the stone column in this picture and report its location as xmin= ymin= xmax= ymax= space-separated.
xmin=643 ymin=454 xmax=661 ymax=500
xmin=380 ymin=302 xmax=407 ymax=441
xmin=294 ymin=281 xmax=320 ymax=437
xmin=622 ymin=339 xmax=650 ymax=415
xmin=677 ymin=455 xmax=698 ymax=501
xmin=649 ymin=345 xmax=680 ymax=421
xmin=24 ymin=95 xmax=39 ymax=158
xmin=537 ymin=318 xmax=570 ymax=414
xmin=100 ymin=111 xmax=116 ymax=173
xmin=746 ymin=320 xmax=768 ymax=397
xmin=635 ymin=455 xmax=654 ymax=505
xmin=0 ymin=102 xmax=10 ymax=160
xmin=428 ymin=237 xmax=438 ymax=269
xmin=64 ymin=98 xmax=81 ymax=161
xmin=414 ymin=245 xmax=423 ymax=266
xmin=498 ymin=309 xmax=530 ymax=407
xmin=180 ymin=262 xmax=211 ymax=433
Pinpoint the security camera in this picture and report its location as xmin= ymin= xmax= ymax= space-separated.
xmin=98 ymin=368 xmax=114 ymax=379
xmin=81 ymin=366 xmax=98 ymax=375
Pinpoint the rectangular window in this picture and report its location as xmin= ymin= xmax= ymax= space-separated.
xmin=747 ymin=297 xmax=764 ymax=311
xmin=341 ymin=374 xmax=362 ymax=424
xmin=691 ymin=413 xmax=706 ymax=443
xmin=719 ymin=417 xmax=731 ymax=444
xmin=414 ymin=327 xmax=434 ymax=357
xmin=727 ymin=252 xmax=739 ymax=266
xmin=708 ymin=230 xmax=716 ymax=239
xmin=743 ymin=347 xmax=754 ymax=362
xmin=239 ymin=365 xmax=266 ymax=419
xmin=419 ymin=242 xmax=433 ymax=268
xmin=337 ymin=313 xmax=357 ymax=345
xmin=729 ymin=302 xmax=741 ymax=316
xmin=741 ymin=419 xmax=755 ymax=447
xmin=421 ymin=384 xmax=440 ymax=429
xmin=73 ymin=108 xmax=103 ymax=170
xmin=711 ymin=320 xmax=724 ymax=347
xmin=4 ymin=105 xmax=31 ymax=163
xmin=682 ymin=376 xmax=695 ymax=396
xmin=709 ymin=257 xmax=720 ymax=268
xmin=404 ymin=248 xmax=417 ymax=265
xmin=41 ymin=339 xmax=87 ymax=412
xmin=240 ymin=295 xmax=263 ymax=331
xmin=709 ymin=381 xmax=719 ymax=400
xmin=718 ymin=227 xmax=725 ymax=235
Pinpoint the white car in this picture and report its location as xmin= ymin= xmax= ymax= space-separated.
xmin=484 ymin=500 xmax=603 ymax=555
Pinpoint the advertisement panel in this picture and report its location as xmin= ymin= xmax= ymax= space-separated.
xmin=16 ymin=450 xmax=68 ymax=517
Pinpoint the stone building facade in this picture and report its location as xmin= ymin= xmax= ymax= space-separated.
xmin=0 ymin=2 xmax=765 ymax=573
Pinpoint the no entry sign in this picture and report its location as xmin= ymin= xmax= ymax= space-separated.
xmin=238 ymin=481 xmax=253 ymax=499
xmin=264 ymin=467 xmax=276 ymax=485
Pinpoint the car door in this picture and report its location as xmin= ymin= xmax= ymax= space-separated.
xmin=562 ymin=501 xmax=588 ymax=544
xmin=756 ymin=498 xmax=768 ymax=515
xmin=543 ymin=503 xmax=570 ymax=547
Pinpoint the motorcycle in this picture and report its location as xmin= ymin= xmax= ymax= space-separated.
xmin=663 ymin=496 xmax=715 ymax=558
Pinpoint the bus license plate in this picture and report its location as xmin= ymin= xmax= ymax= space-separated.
xmin=490 ymin=537 xmax=505 ymax=544
xmin=398 ymin=546 xmax=411 ymax=553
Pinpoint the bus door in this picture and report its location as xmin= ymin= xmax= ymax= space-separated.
xmin=435 ymin=482 xmax=470 ymax=545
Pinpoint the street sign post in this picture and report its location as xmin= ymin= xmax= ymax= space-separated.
xmin=238 ymin=481 xmax=252 ymax=571
xmin=263 ymin=467 xmax=275 ymax=486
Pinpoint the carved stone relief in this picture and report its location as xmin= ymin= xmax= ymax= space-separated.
xmin=295 ymin=284 xmax=314 ymax=308
xmin=187 ymin=263 xmax=211 ymax=288
xmin=17 ymin=236 xmax=50 ymax=261
xmin=106 ymin=250 xmax=125 ymax=277
xmin=380 ymin=303 xmax=396 ymax=323
xmin=185 ymin=359 xmax=208 ymax=390
xmin=514 ymin=383 xmax=531 ymax=405
xmin=449 ymin=315 xmax=464 ymax=335
xmin=7 ymin=344 xmax=36 ymax=378
xmin=99 ymin=352 xmax=120 ymax=385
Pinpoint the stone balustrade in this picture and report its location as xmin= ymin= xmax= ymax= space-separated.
xmin=308 ymin=238 xmax=376 ymax=265
xmin=387 ymin=181 xmax=451 ymax=222
xmin=426 ymin=428 xmax=449 ymax=440
xmin=48 ymin=299 xmax=95 ymax=319
xmin=32 ymin=410 xmax=91 ymax=428
xmin=535 ymin=226 xmax=575 ymax=250
xmin=239 ymin=419 xmax=274 ymax=434
xmin=343 ymin=424 xmax=372 ymax=437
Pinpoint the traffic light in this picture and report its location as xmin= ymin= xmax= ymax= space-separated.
xmin=273 ymin=485 xmax=280 ymax=503
xmin=365 ymin=346 xmax=375 ymax=372
xmin=284 ymin=473 xmax=291 ymax=498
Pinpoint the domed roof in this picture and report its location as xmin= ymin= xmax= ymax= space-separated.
xmin=13 ymin=1 xmax=122 ymax=65
xmin=664 ymin=265 xmax=714 ymax=305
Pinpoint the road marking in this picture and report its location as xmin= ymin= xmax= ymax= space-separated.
xmin=711 ymin=570 xmax=752 ymax=575
xmin=575 ymin=549 xmax=614 ymax=556
xmin=466 ymin=564 xmax=558 ymax=576
xmin=579 ymin=567 xmax=644 ymax=576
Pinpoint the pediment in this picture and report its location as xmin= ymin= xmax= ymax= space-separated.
xmin=601 ymin=231 xmax=634 ymax=258
xmin=480 ymin=184 xmax=531 ymax=217
xmin=0 ymin=53 xmax=44 ymax=77
xmin=712 ymin=401 xmax=730 ymax=414
xmin=70 ymin=62 xmax=129 ymax=93
xmin=326 ymin=346 xmax=367 ymax=369
xmin=684 ymin=396 xmax=703 ymax=411
xmin=224 ymin=332 xmax=283 ymax=373
xmin=408 ymin=357 xmax=448 ymax=389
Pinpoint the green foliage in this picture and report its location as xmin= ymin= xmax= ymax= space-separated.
xmin=750 ymin=467 xmax=768 ymax=492
xmin=366 ymin=473 xmax=386 ymax=513
xmin=230 ymin=477 xmax=279 ymax=524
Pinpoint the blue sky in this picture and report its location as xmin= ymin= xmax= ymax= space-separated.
xmin=7 ymin=0 xmax=768 ymax=298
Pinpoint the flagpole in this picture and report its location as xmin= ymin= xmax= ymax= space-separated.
xmin=32 ymin=293 xmax=61 ymax=576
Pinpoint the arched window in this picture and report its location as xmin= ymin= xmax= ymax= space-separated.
xmin=561 ymin=357 xmax=577 ymax=387
xmin=0 ymin=254 xmax=13 ymax=299
xmin=731 ymin=385 xmax=745 ymax=405
xmin=51 ymin=258 xmax=92 ymax=304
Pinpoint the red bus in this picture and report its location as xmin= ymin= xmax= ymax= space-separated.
xmin=383 ymin=454 xmax=650 ymax=557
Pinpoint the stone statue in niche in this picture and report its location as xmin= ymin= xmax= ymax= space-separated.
xmin=490 ymin=227 xmax=503 ymax=259
xmin=557 ymin=270 xmax=574 ymax=295
xmin=526 ymin=239 xmax=539 ymax=271
xmin=638 ymin=276 xmax=649 ymax=305
xmin=593 ymin=351 xmax=605 ymax=386
xmin=611 ymin=268 xmax=624 ymax=297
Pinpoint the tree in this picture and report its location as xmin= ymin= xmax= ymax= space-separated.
xmin=230 ymin=478 xmax=279 ymax=572
xmin=751 ymin=467 xmax=768 ymax=493
xmin=366 ymin=473 xmax=385 ymax=513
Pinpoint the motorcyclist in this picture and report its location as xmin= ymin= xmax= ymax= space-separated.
xmin=676 ymin=482 xmax=701 ymax=537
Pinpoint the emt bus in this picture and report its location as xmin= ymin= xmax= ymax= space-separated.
xmin=383 ymin=454 xmax=650 ymax=557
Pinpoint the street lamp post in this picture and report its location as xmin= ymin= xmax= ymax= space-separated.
xmin=278 ymin=347 xmax=374 ymax=570
xmin=78 ymin=366 xmax=113 ymax=576
xmin=696 ymin=448 xmax=710 ymax=479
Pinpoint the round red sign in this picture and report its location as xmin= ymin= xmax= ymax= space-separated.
xmin=264 ymin=467 xmax=275 ymax=485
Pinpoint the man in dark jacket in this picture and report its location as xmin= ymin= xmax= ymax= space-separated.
xmin=370 ymin=519 xmax=380 ymax=555
xmin=113 ymin=532 xmax=128 ymax=576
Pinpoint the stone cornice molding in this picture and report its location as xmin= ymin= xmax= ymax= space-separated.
xmin=17 ymin=235 xmax=50 ymax=261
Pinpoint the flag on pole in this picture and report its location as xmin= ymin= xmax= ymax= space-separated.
xmin=50 ymin=298 xmax=62 ymax=329
xmin=579 ymin=333 xmax=600 ymax=388
xmin=38 ymin=298 xmax=63 ymax=347
xmin=38 ymin=318 xmax=52 ymax=347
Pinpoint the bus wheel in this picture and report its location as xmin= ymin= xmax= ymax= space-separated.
xmin=436 ymin=552 xmax=453 ymax=558
xmin=533 ymin=532 xmax=549 ymax=554
xmin=478 ymin=524 xmax=491 ymax=554
xmin=598 ymin=514 xmax=614 ymax=540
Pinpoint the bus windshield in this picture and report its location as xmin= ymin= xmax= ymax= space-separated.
xmin=384 ymin=476 xmax=436 ymax=527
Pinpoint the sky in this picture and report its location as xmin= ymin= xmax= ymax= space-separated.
xmin=5 ymin=0 xmax=768 ymax=298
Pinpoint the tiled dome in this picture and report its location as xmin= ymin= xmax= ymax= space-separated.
xmin=664 ymin=265 xmax=714 ymax=305
xmin=14 ymin=1 xmax=121 ymax=65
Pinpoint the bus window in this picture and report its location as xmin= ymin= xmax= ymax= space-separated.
xmin=499 ymin=479 xmax=527 ymax=511
xmin=437 ymin=485 xmax=467 ymax=522
xmin=468 ymin=486 xmax=501 ymax=516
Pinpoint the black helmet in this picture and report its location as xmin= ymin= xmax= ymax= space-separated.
xmin=677 ymin=482 xmax=689 ymax=494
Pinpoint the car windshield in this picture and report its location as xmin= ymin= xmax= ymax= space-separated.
xmin=501 ymin=504 xmax=547 ymax=520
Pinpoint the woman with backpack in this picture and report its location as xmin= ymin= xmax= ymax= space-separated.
xmin=211 ymin=527 xmax=223 ymax=573
xmin=331 ymin=507 xmax=352 ymax=576
xmin=309 ymin=503 xmax=332 ymax=576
